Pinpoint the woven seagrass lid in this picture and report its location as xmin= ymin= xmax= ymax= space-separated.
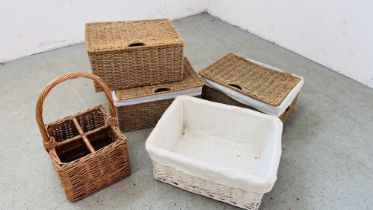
xmin=200 ymin=53 xmax=301 ymax=106
xmin=85 ymin=19 xmax=183 ymax=53
xmin=115 ymin=58 xmax=203 ymax=100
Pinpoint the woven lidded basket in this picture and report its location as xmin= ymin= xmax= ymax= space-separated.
xmin=35 ymin=72 xmax=130 ymax=201
xmin=113 ymin=58 xmax=203 ymax=132
xmin=146 ymin=96 xmax=283 ymax=210
xmin=85 ymin=19 xmax=184 ymax=91
xmin=200 ymin=53 xmax=304 ymax=122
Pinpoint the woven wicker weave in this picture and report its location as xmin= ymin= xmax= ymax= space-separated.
xmin=152 ymin=161 xmax=263 ymax=210
xmin=115 ymin=58 xmax=203 ymax=132
xmin=35 ymin=72 xmax=130 ymax=201
xmin=200 ymin=53 xmax=301 ymax=106
xmin=202 ymin=85 xmax=297 ymax=122
xmin=85 ymin=19 xmax=184 ymax=91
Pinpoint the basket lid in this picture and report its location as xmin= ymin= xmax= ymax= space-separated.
xmin=115 ymin=58 xmax=203 ymax=100
xmin=199 ymin=53 xmax=301 ymax=106
xmin=85 ymin=19 xmax=183 ymax=53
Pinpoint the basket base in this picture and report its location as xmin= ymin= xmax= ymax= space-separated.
xmin=202 ymin=85 xmax=297 ymax=122
xmin=152 ymin=161 xmax=263 ymax=210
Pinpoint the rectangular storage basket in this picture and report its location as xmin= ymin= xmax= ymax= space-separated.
xmin=146 ymin=96 xmax=283 ymax=210
xmin=200 ymin=53 xmax=304 ymax=122
xmin=35 ymin=72 xmax=131 ymax=201
xmin=85 ymin=19 xmax=184 ymax=91
xmin=113 ymin=58 xmax=203 ymax=132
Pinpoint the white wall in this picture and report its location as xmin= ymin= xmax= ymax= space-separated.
xmin=208 ymin=0 xmax=373 ymax=88
xmin=1 ymin=0 xmax=372 ymax=88
xmin=0 ymin=0 xmax=207 ymax=63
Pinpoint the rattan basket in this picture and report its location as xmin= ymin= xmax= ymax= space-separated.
xmin=200 ymin=53 xmax=303 ymax=122
xmin=85 ymin=19 xmax=184 ymax=91
xmin=35 ymin=72 xmax=131 ymax=201
xmin=113 ymin=58 xmax=203 ymax=132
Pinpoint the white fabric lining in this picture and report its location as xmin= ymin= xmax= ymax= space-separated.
xmin=113 ymin=87 xmax=202 ymax=107
xmin=146 ymin=96 xmax=283 ymax=193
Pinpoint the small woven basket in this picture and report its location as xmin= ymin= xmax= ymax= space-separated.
xmin=114 ymin=58 xmax=203 ymax=132
xmin=200 ymin=53 xmax=302 ymax=122
xmin=35 ymin=72 xmax=130 ymax=201
xmin=85 ymin=19 xmax=184 ymax=91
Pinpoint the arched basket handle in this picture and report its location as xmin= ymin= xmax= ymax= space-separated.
xmin=35 ymin=71 xmax=116 ymax=149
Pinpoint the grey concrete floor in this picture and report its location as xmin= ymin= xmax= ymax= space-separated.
xmin=0 ymin=13 xmax=372 ymax=210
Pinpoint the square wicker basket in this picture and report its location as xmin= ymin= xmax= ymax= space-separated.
xmin=200 ymin=53 xmax=304 ymax=122
xmin=85 ymin=19 xmax=184 ymax=91
xmin=146 ymin=96 xmax=283 ymax=210
xmin=35 ymin=72 xmax=130 ymax=201
xmin=113 ymin=58 xmax=203 ymax=132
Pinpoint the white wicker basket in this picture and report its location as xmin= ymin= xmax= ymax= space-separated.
xmin=145 ymin=96 xmax=283 ymax=209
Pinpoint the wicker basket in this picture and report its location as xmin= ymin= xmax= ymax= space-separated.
xmin=113 ymin=58 xmax=203 ymax=132
xmin=146 ymin=96 xmax=283 ymax=210
xmin=200 ymin=53 xmax=303 ymax=122
xmin=85 ymin=19 xmax=184 ymax=91
xmin=35 ymin=72 xmax=131 ymax=201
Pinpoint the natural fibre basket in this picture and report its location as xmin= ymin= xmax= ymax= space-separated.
xmin=202 ymin=86 xmax=298 ymax=122
xmin=85 ymin=19 xmax=184 ymax=91
xmin=35 ymin=72 xmax=130 ymax=201
xmin=200 ymin=53 xmax=303 ymax=122
xmin=113 ymin=58 xmax=203 ymax=132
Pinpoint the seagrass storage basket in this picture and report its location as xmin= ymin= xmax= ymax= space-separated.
xmin=35 ymin=72 xmax=131 ymax=201
xmin=85 ymin=19 xmax=184 ymax=91
xmin=200 ymin=53 xmax=304 ymax=122
xmin=113 ymin=58 xmax=203 ymax=132
xmin=146 ymin=96 xmax=283 ymax=210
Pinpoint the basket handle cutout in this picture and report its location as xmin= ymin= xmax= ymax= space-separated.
xmin=154 ymin=87 xmax=171 ymax=93
xmin=228 ymin=84 xmax=242 ymax=90
xmin=35 ymin=72 xmax=117 ymax=149
xmin=128 ymin=42 xmax=145 ymax=47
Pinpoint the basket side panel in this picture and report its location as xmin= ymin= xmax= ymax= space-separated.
xmin=279 ymin=96 xmax=297 ymax=122
xmin=117 ymin=99 xmax=174 ymax=132
xmin=89 ymin=45 xmax=183 ymax=91
xmin=54 ymin=140 xmax=130 ymax=201
xmin=152 ymin=161 xmax=263 ymax=210
xmin=202 ymin=86 xmax=297 ymax=122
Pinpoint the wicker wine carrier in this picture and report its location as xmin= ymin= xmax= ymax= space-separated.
xmin=35 ymin=72 xmax=131 ymax=201
xmin=85 ymin=19 xmax=184 ymax=91
xmin=113 ymin=58 xmax=203 ymax=132
xmin=200 ymin=53 xmax=304 ymax=122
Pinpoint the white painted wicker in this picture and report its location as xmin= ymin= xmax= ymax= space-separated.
xmin=152 ymin=161 xmax=263 ymax=209
xmin=146 ymin=96 xmax=283 ymax=209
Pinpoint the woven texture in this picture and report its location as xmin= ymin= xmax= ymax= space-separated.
xmin=200 ymin=53 xmax=301 ymax=106
xmin=152 ymin=161 xmax=263 ymax=210
xmin=118 ymin=99 xmax=173 ymax=132
xmin=202 ymin=86 xmax=297 ymax=122
xmin=115 ymin=58 xmax=203 ymax=132
xmin=35 ymin=72 xmax=130 ymax=201
xmin=85 ymin=19 xmax=184 ymax=91
xmin=115 ymin=58 xmax=203 ymax=100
